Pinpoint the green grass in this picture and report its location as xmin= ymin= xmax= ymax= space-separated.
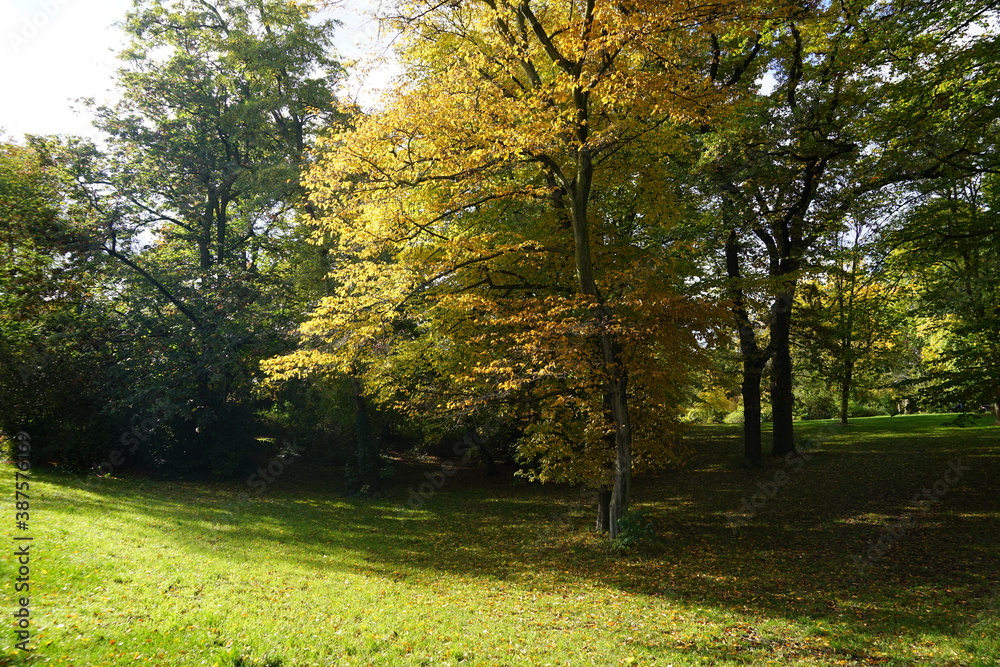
xmin=3 ymin=414 xmax=999 ymax=666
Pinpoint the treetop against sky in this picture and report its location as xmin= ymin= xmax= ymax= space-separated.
xmin=0 ymin=0 xmax=397 ymax=140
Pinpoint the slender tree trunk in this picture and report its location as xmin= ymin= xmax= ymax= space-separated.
xmin=839 ymin=361 xmax=853 ymax=425
xmin=603 ymin=333 xmax=631 ymax=539
xmin=725 ymin=230 xmax=769 ymax=467
xmin=839 ymin=246 xmax=858 ymax=426
xmin=993 ymin=401 xmax=1000 ymax=425
xmin=215 ymin=203 xmax=226 ymax=266
xmin=596 ymin=487 xmax=611 ymax=533
xmin=770 ymin=290 xmax=796 ymax=456
xmin=200 ymin=194 xmax=215 ymax=271
xmin=561 ymin=142 xmax=633 ymax=539
xmin=351 ymin=377 xmax=379 ymax=496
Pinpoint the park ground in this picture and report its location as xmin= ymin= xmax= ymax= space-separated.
xmin=2 ymin=414 xmax=998 ymax=666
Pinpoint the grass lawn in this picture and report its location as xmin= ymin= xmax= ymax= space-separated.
xmin=3 ymin=414 xmax=999 ymax=666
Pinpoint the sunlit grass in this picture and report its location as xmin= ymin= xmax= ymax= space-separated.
xmin=2 ymin=414 xmax=998 ymax=665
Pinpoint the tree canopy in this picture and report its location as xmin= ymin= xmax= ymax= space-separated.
xmin=1 ymin=0 xmax=997 ymax=538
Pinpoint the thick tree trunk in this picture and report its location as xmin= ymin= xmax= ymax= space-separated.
xmin=993 ymin=401 xmax=1000 ymax=425
xmin=741 ymin=366 xmax=765 ymax=467
xmin=770 ymin=290 xmax=796 ymax=457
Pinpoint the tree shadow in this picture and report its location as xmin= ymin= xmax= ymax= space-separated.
xmin=36 ymin=416 xmax=1000 ymax=663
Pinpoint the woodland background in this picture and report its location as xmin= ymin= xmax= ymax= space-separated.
xmin=2 ymin=0 xmax=998 ymax=538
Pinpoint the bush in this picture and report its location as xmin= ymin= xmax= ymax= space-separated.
xmin=794 ymin=380 xmax=837 ymax=420
xmin=848 ymin=400 xmax=887 ymax=418
xmin=871 ymin=391 xmax=901 ymax=416
xmin=684 ymin=387 xmax=738 ymax=423
xmin=723 ymin=408 xmax=744 ymax=424
xmin=612 ymin=509 xmax=658 ymax=551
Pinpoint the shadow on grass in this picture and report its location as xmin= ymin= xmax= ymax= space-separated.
xmin=37 ymin=414 xmax=1000 ymax=662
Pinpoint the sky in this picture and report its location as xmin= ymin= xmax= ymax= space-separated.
xmin=0 ymin=0 xmax=397 ymax=141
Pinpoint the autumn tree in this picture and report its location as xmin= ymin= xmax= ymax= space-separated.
xmin=265 ymin=0 xmax=768 ymax=535
xmin=794 ymin=220 xmax=907 ymax=425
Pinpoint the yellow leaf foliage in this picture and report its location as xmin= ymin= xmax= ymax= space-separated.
xmin=267 ymin=0 xmax=779 ymax=487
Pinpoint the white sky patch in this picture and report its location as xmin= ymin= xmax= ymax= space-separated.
xmin=757 ymin=70 xmax=778 ymax=96
xmin=0 ymin=0 xmax=399 ymax=142
xmin=0 ymin=0 xmax=130 ymax=140
xmin=330 ymin=0 xmax=402 ymax=112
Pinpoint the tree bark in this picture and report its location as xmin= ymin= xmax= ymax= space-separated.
xmin=741 ymin=365 xmax=766 ymax=466
xmin=215 ymin=196 xmax=227 ymax=266
xmin=559 ymin=135 xmax=632 ymax=537
xmin=603 ymin=333 xmax=631 ymax=539
xmin=351 ymin=377 xmax=380 ymax=496
xmin=770 ymin=290 xmax=797 ymax=456
xmin=839 ymin=360 xmax=853 ymax=425
xmin=595 ymin=487 xmax=611 ymax=533
xmin=725 ymin=229 xmax=769 ymax=467
xmin=200 ymin=196 xmax=213 ymax=271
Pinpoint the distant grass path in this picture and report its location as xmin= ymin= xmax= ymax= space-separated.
xmin=2 ymin=414 xmax=998 ymax=666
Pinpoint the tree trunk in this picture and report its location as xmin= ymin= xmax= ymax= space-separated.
xmin=604 ymin=333 xmax=631 ymax=539
xmin=770 ymin=290 xmax=796 ymax=456
xmin=200 ymin=194 xmax=215 ymax=271
xmin=741 ymin=366 xmax=765 ymax=467
xmin=839 ymin=246 xmax=858 ymax=426
xmin=351 ymin=377 xmax=380 ymax=496
xmin=215 ymin=198 xmax=226 ymax=266
xmin=562 ymin=139 xmax=633 ymax=539
xmin=725 ymin=229 xmax=769 ymax=467
xmin=596 ymin=487 xmax=611 ymax=533
xmin=993 ymin=401 xmax=1000 ymax=425
xmin=839 ymin=361 xmax=853 ymax=425
xmin=198 ymin=236 xmax=211 ymax=272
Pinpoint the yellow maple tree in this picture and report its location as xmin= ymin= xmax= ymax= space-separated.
xmin=265 ymin=0 xmax=774 ymax=535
